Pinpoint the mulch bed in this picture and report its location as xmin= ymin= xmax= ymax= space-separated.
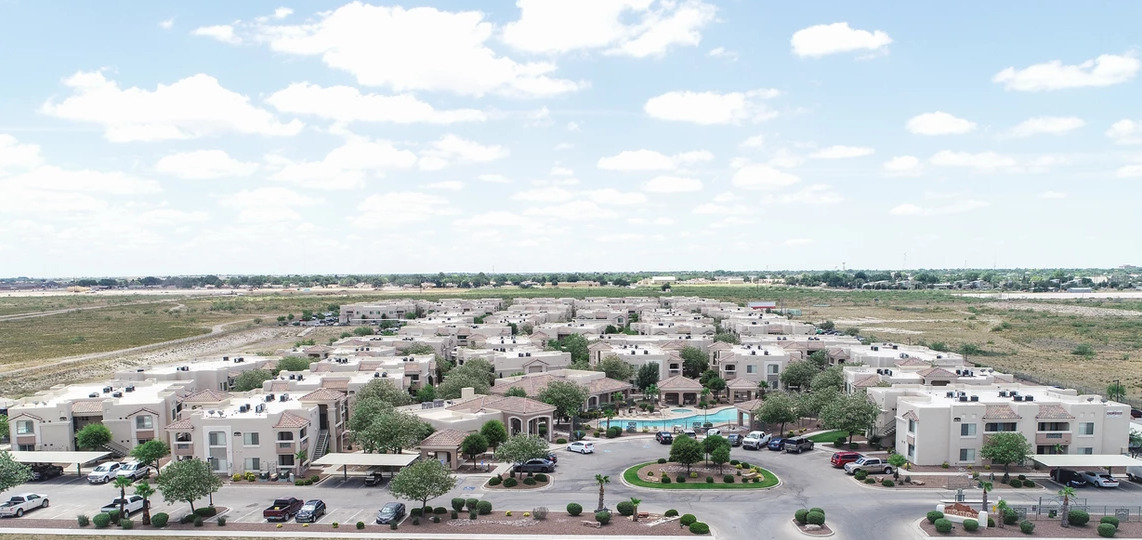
xmin=792 ymin=519 xmax=835 ymax=536
xmin=852 ymin=476 xmax=1044 ymax=490
xmin=637 ymin=461 xmax=763 ymax=485
xmin=920 ymin=519 xmax=1141 ymax=537
xmin=484 ymin=473 xmax=551 ymax=490
xmin=401 ymin=511 xmax=691 ymax=536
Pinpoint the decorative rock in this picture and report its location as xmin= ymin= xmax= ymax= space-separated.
xmin=805 ymin=524 xmax=822 ymax=531
xmin=582 ymin=521 xmax=601 ymax=528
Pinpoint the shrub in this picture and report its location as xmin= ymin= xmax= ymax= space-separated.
xmin=807 ymin=511 xmax=825 ymax=526
xmin=432 ymin=516 xmax=440 ymax=523
xmin=523 ymin=478 xmax=537 ymax=485
xmin=882 ymin=479 xmax=895 ymax=487
xmin=356 ymin=521 xmax=365 ymax=530
xmin=1009 ymin=479 xmax=1022 ymax=488
xmin=934 ymin=518 xmax=952 ymax=534
xmin=412 ymin=518 xmax=420 ymax=526
xmin=617 ymin=501 xmax=635 ymax=516
xmin=661 ymin=476 xmax=671 ymax=484
xmin=865 ymin=478 xmax=876 ymax=483
xmin=1017 ymin=474 xmax=1026 ymax=480
xmin=927 ymin=511 xmax=944 ymax=524
xmin=676 ymin=475 xmax=686 ymax=483
xmin=503 ymin=477 xmax=518 ymax=487
xmin=1099 ymin=523 xmax=1118 ymax=538
xmin=809 ymin=508 xmax=824 ymax=517
xmin=411 ymin=508 xmax=423 ymax=517
xmin=217 ymin=517 xmax=226 ymax=526
xmin=689 ymin=522 xmax=710 ymax=534
xmin=469 ymin=510 xmax=477 ymax=520
xmin=77 ymin=514 xmax=90 ymax=527
xmin=963 ymin=519 xmax=978 ymax=532
xmin=988 ymin=517 xmax=995 ymax=527
xmin=1023 ymin=480 xmax=1036 ymax=488
xmin=1003 ymin=509 xmax=1018 ymax=525
xmin=92 ymin=513 xmax=111 ymax=529
xmin=108 ymin=509 xmax=121 ymax=522
xmin=477 ymin=500 xmax=492 ymax=515
xmin=533 ymin=507 xmax=548 ymax=520
xmin=194 ymin=516 xmax=204 ymax=527
xmin=753 ymin=477 xmax=760 ymax=483
xmin=451 ymin=510 xmax=458 ymax=519
xmin=452 ymin=498 xmax=466 ymax=511
xmin=795 ymin=509 xmax=809 ymax=524
xmin=391 ymin=521 xmax=399 ymax=529
xmin=730 ymin=459 xmax=740 ymax=465
xmin=595 ymin=511 xmax=612 ymax=525
xmin=1069 ymin=510 xmax=1091 ymax=526
xmin=488 ymin=476 xmax=502 ymax=486
xmin=465 ymin=498 xmax=479 ymax=511
xmin=665 ymin=509 xmax=679 ymax=517
xmin=680 ymin=514 xmax=697 ymax=526
xmin=1020 ymin=520 xmax=1035 ymax=534
xmin=151 ymin=513 xmax=168 ymax=528
xmin=706 ymin=477 xmax=714 ymax=484
xmin=120 ymin=519 xmax=133 ymax=529
xmin=854 ymin=470 xmax=868 ymax=481
xmin=1102 ymin=516 xmax=1121 ymax=529
xmin=690 ymin=471 xmax=698 ymax=479
xmin=195 ymin=507 xmax=218 ymax=517
xmin=232 ymin=473 xmax=243 ymax=481
xmin=245 ymin=471 xmax=256 ymax=482
xmin=566 ymin=503 xmax=583 ymax=516
xmin=607 ymin=426 xmax=622 ymax=438
xmin=724 ymin=475 xmax=734 ymax=483
xmin=535 ymin=473 xmax=548 ymax=482
xmin=434 ymin=507 xmax=448 ymax=514
xmin=556 ymin=438 xmax=568 ymax=444
xmin=657 ymin=458 xmax=667 ymax=464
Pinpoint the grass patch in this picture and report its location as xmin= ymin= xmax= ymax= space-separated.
xmin=622 ymin=462 xmax=778 ymax=490
xmin=807 ymin=430 xmax=848 ymax=443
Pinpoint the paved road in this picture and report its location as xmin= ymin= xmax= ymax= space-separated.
xmin=13 ymin=436 xmax=1142 ymax=540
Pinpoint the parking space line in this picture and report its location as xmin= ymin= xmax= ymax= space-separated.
xmin=237 ymin=508 xmax=264 ymax=523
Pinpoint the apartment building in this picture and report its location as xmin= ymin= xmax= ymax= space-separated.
xmin=844 ymin=365 xmax=1012 ymax=393
xmin=712 ymin=344 xmax=791 ymax=387
xmin=631 ymin=320 xmax=715 ymax=336
xmin=488 ymin=369 xmax=632 ymax=409
xmin=742 ymin=335 xmax=861 ymax=361
xmin=721 ymin=314 xmax=814 ymax=336
xmin=455 ymin=349 xmax=572 ymax=377
xmin=115 ymin=356 xmax=276 ymax=392
xmin=846 ymin=343 xmax=965 ymax=368
xmin=590 ymin=333 xmax=716 ymax=352
xmin=532 ymin=321 xmax=610 ymax=340
xmin=590 ymin=343 xmax=675 ymax=380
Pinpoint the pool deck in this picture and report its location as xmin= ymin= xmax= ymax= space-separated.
xmin=590 ymin=405 xmax=749 ymax=431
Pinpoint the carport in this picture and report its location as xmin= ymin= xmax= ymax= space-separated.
xmin=10 ymin=450 xmax=112 ymax=477
xmin=1031 ymin=454 xmax=1142 ymax=470
xmin=312 ymin=453 xmax=419 ymax=482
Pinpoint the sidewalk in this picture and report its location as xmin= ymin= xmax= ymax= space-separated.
xmin=0 ymin=528 xmax=692 ymax=540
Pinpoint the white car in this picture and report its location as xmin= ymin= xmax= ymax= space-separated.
xmin=87 ymin=462 xmax=122 ymax=484
xmin=1081 ymin=471 xmax=1120 ymax=488
xmin=115 ymin=462 xmax=150 ymax=481
xmin=742 ymin=431 xmax=771 ymax=450
xmin=567 ymin=441 xmax=595 ymax=454
xmin=0 ymin=494 xmax=49 ymax=518
xmin=100 ymin=495 xmax=145 ymax=515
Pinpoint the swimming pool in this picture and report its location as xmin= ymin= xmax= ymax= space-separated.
xmin=670 ymin=408 xmax=692 ymax=413
xmin=601 ymin=407 xmax=749 ymax=431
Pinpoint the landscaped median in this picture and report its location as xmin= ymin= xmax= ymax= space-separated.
xmin=624 ymin=461 xmax=779 ymax=490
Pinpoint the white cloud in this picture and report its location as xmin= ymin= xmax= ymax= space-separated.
xmin=930 ymin=150 xmax=1016 ymax=170
xmin=268 ymin=139 xmax=417 ymax=189
xmin=244 ymin=4 xmax=580 ymax=98
xmin=790 ymin=22 xmax=892 ymax=58
xmin=137 ymin=208 xmax=210 ymax=225
xmin=731 ymin=164 xmax=800 ymax=190
xmin=597 ymin=148 xmax=712 ymax=171
xmin=738 ymin=135 xmax=765 ymax=149
xmin=1039 ymin=191 xmax=1067 ymax=199
xmin=586 ymin=188 xmax=648 ymax=205
xmin=766 ymin=149 xmax=805 ymax=169
xmin=453 ymin=211 xmax=539 ymax=229
xmin=1117 ymin=164 xmax=1142 ymax=178
xmin=0 ymin=134 xmax=43 ymax=173
xmin=883 ymin=155 xmax=921 ymax=174
xmin=566 ymin=121 xmax=581 ymax=132
xmin=994 ymin=53 xmax=1140 ymax=91
xmin=154 ymin=150 xmax=258 ymax=179
xmin=809 ymin=145 xmax=874 ymax=159
xmin=644 ymin=89 xmax=779 ymax=125
xmin=1106 ymin=119 xmax=1142 ymax=145
xmin=1008 ymin=116 xmax=1085 ymax=137
xmin=159 ymin=18 xmax=174 ymax=30
xmin=266 ymin=83 xmax=486 ymax=124
xmin=477 ymin=173 xmax=510 ymax=183
xmin=511 ymin=187 xmax=575 ymax=202
xmin=890 ymin=199 xmax=989 ymax=216
xmin=419 ymin=134 xmax=508 ymax=171
xmin=1 ymin=165 xmax=161 ymax=195
xmin=693 ymin=201 xmax=749 ymax=215
xmin=643 ymin=175 xmax=703 ymax=193
xmin=627 ymin=217 xmax=674 ymax=226
xmin=776 ymin=184 xmax=843 ymax=205
xmin=352 ymin=192 xmax=455 ymax=227
xmin=783 ymin=238 xmax=813 ymax=246
xmin=272 ymin=7 xmax=293 ymax=19
xmin=712 ymin=192 xmax=739 ymax=203
xmin=41 ymin=71 xmax=302 ymax=142
xmin=192 ymin=25 xmax=242 ymax=45
xmin=219 ymin=187 xmax=321 ymax=223
xmin=906 ymin=111 xmax=976 ymax=135
xmin=707 ymin=47 xmax=737 ymax=61
xmin=550 ymin=166 xmax=574 ymax=177
xmin=427 ymin=181 xmax=465 ymax=191
xmin=501 ymin=0 xmax=716 ymax=58
xmin=522 ymin=200 xmax=616 ymax=221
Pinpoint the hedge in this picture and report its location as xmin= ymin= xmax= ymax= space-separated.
xmin=595 ymin=511 xmax=612 ymax=525
xmin=926 ymin=511 xmax=944 ymax=524
xmin=452 ymin=498 xmax=466 ymax=511
xmin=77 ymin=515 xmax=90 ymax=527
xmin=1102 ymin=516 xmax=1121 ymax=529
xmin=806 ymin=512 xmax=825 ymax=526
xmin=1020 ymin=520 xmax=1035 ymax=534
xmin=356 ymin=521 xmax=365 ymax=529
xmin=934 ymin=518 xmax=952 ymax=534
xmin=665 ymin=509 xmax=679 ymax=517
xmin=1069 ymin=510 xmax=1090 ymax=526
xmin=689 ymin=522 xmax=710 ymax=534
xmin=567 ymin=503 xmax=582 ymax=516
xmin=488 ymin=476 xmax=502 ymax=486
xmin=661 ymin=476 xmax=671 ymax=484
xmin=1099 ymin=523 xmax=1118 ymax=538
xmin=657 ymin=458 xmax=667 ymax=464
xmin=195 ymin=507 xmax=218 ymax=517
xmin=1003 ymin=509 xmax=1019 ymax=525
xmin=810 ymin=508 xmax=824 ymax=517
xmin=607 ymin=426 xmax=622 ymax=438
xmin=535 ymin=473 xmax=548 ymax=482
xmin=477 ymin=501 xmax=493 ymax=515
xmin=434 ymin=507 xmax=449 ymax=514
xmin=503 ymin=477 xmax=518 ymax=487
xmin=523 ymin=478 xmax=537 ymax=485
xmin=963 ymin=519 xmax=978 ymax=532
xmin=854 ymin=470 xmax=868 ymax=481
xmin=151 ymin=513 xmax=169 ymax=528
xmin=795 ymin=509 xmax=809 ymax=524
xmin=120 ymin=519 xmax=133 ymax=529
xmin=92 ymin=514 xmax=111 ymax=529
xmin=680 ymin=514 xmax=697 ymax=527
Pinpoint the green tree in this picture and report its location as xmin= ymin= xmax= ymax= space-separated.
xmin=356 ymin=378 xmax=413 ymax=406
xmin=702 ymin=434 xmax=728 ymax=466
xmin=134 ymin=481 xmax=155 ymax=525
xmin=630 ymin=497 xmax=642 ymax=523
xmin=1107 ymin=382 xmax=1127 ymax=402
xmin=594 ymin=474 xmax=609 ymax=512
xmin=505 ymin=386 xmax=527 ymax=398
xmin=130 ymin=440 xmax=169 ymax=476
xmin=1058 ymin=486 xmax=1075 ymax=528
xmin=403 ymin=344 xmax=437 ymax=356
xmin=156 ymin=458 xmax=220 ymax=513
xmin=796 ymin=387 xmax=838 ymax=419
xmin=680 ymin=347 xmax=708 ymax=378
xmin=416 ymin=385 xmax=436 ymax=403
xmin=232 ymin=369 xmax=273 ymax=392
xmin=349 ymin=398 xmax=431 ymax=453
xmin=810 ymin=366 xmax=844 ymax=392
xmin=644 ymin=384 xmax=660 ymax=402
xmin=112 ymin=476 xmax=134 ymax=516
xmin=388 ymin=459 xmax=457 ymax=515
xmin=710 ymin=444 xmax=731 ymax=473
xmin=277 ymin=356 xmax=312 ymax=373
xmin=0 ymin=451 xmax=32 ymax=496
xmin=460 ymin=434 xmax=489 ymax=468
xmin=887 ymin=452 xmax=908 ymax=480
xmin=352 ymin=326 xmax=374 ymax=336
xmin=705 ymin=377 xmax=727 ymax=401
xmin=555 ymin=334 xmax=590 ymax=365
xmin=819 ymin=390 xmax=879 ymax=443
xmin=480 ymin=420 xmax=508 ymax=450
xmin=635 ymin=363 xmax=660 ymax=391
xmin=595 ymin=355 xmax=635 ymax=381
xmin=538 ymin=380 xmax=590 ymax=435
xmin=756 ymin=392 xmax=798 ymax=434
xmin=0 ymin=415 xmax=7 ymax=440
xmin=494 ymin=435 xmax=549 ymax=478
xmin=668 ymin=435 xmax=703 ymax=473
xmin=780 ymin=360 xmax=819 ymax=390
xmin=437 ymin=359 xmax=493 ymax=399
xmin=980 ymin=481 xmax=993 ymax=520
xmin=808 ymin=350 xmax=830 ymax=369
xmin=980 ymin=432 xmax=1032 ymax=479
xmin=76 ymin=423 xmax=112 ymax=450
xmin=713 ymin=332 xmax=740 ymax=344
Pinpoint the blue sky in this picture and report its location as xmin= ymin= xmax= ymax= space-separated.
xmin=1 ymin=1 xmax=1140 ymax=277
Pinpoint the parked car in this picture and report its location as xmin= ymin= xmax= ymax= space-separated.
xmin=513 ymin=458 xmax=556 ymax=474
xmin=1080 ymin=471 xmax=1120 ymax=488
xmin=742 ymin=431 xmax=771 ymax=450
xmin=86 ymin=462 xmax=122 ymax=484
xmin=376 ymin=502 xmax=406 ymax=524
xmin=263 ymin=497 xmax=304 ymax=521
xmin=767 ymin=437 xmax=787 ymax=451
xmin=546 ymin=452 xmax=559 ymax=463
xmin=655 ymin=432 xmax=673 ymax=444
xmin=567 ymin=441 xmax=595 ymax=454
xmin=783 ymin=436 xmax=815 ymax=454
xmin=28 ymin=464 xmax=63 ymax=482
xmin=844 ymin=456 xmax=894 ymax=475
xmin=115 ymin=462 xmax=150 ymax=481
xmin=706 ymin=428 xmax=722 ymax=437
xmin=726 ymin=434 xmax=742 ymax=447
xmin=830 ymin=451 xmax=862 ymax=469
xmin=683 ymin=429 xmax=698 ymax=439
xmin=0 ymin=494 xmax=49 ymax=518
xmin=1050 ymin=468 xmax=1088 ymax=488
xmin=1127 ymin=466 xmax=1142 ymax=482
xmin=100 ymin=495 xmax=145 ymax=515
xmin=295 ymin=500 xmax=327 ymax=523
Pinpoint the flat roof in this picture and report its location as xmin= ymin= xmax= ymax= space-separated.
xmin=10 ymin=451 xmax=110 ymax=464
xmin=1032 ymin=455 xmax=1142 ymax=468
xmin=313 ymin=453 xmax=419 ymax=468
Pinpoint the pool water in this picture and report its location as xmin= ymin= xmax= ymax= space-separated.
xmin=607 ymin=407 xmax=748 ymax=431
xmin=670 ymin=408 xmax=692 ymax=413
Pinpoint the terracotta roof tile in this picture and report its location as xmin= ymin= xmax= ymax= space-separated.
xmin=420 ymin=428 xmax=469 ymax=448
xmin=727 ymin=378 xmax=758 ymax=389
xmin=321 ymin=379 xmax=349 ymax=390
xmin=448 ymin=395 xmax=556 ymax=416
xmin=1035 ymin=403 xmax=1075 ymax=420
xmin=70 ymin=401 xmax=104 ymax=414
xmin=895 ymin=358 xmax=931 ymax=367
xmin=273 ymin=412 xmax=311 ymax=429
xmin=901 ymin=410 xmax=919 ymax=421
xmin=657 ymin=375 xmax=703 ymax=391
xmin=852 ymin=374 xmax=883 ymax=388
xmin=182 ymin=389 xmax=230 ymax=403
xmin=983 ymin=404 xmax=1021 ymax=420
xmin=918 ymin=367 xmax=957 ymax=378
xmin=299 ymin=388 xmax=345 ymax=402
xmin=165 ymin=418 xmax=194 ymax=431
xmin=735 ymin=399 xmax=763 ymax=412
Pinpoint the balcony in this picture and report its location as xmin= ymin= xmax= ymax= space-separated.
xmin=1035 ymin=432 xmax=1072 ymax=446
xmin=173 ymin=442 xmax=194 ymax=456
xmin=276 ymin=441 xmax=295 ymax=454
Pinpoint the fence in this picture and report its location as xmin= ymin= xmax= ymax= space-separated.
xmin=1008 ymin=499 xmax=1142 ymax=522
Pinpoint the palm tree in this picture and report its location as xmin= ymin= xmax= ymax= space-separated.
xmin=112 ymin=476 xmax=133 ymax=517
xmin=979 ymin=481 xmax=993 ymax=519
xmin=604 ymin=406 xmax=616 ymax=430
xmin=630 ymin=497 xmax=642 ymax=523
xmin=645 ymin=384 xmax=660 ymax=403
xmin=595 ymin=474 xmax=610 ymax=512
xmin=1059 ymin=486 xmax=1076 ymax=528
xmin=757 ymin=381 xmax=768 ymax=399
xmin=134 ymin=481 xmax=155 ymax=526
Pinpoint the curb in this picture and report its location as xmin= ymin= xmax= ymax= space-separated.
xmin=789 ymin=518 xmax=835 ymax=538
xmin=480 ymin=476 xmax=556 ymax=493
xmin=618 ymin=463 xmax=783 ymax=493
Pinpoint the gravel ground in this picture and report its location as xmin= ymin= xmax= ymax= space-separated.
xmin=989 ymin=301 xmax=1142 ymax=318
xmin=919 ymin=518 xmax=1142 ymax=537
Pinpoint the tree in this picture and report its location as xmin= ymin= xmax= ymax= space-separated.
xmin=76 ymin=423 xmax=112 ymax=450
xmin=810 ymin=367 xmax=844 ymax=392
xmin=403 ymin=344 xmax=436 ymax=356
xmin=134 ymin=481 xmax=155 ymax=525
xmin=796 ymin=387 xmax=837 ymax=419
xmin=819 ymin=391 xmax=879 ymax=443
xmin=460 ymin=434 xmax=489 ymax=468
xmin=703 ymin=434 xmax=728 ymax=466
xmin=416 ymin=385 xmax=436 ymax=403
xmin=980 ymin=432 xmax=1032 ymax=479
xmin=595 ymin=355 xmax=635 ymax=381
xmin=1107 ymin=382 xmax=1127 ymax=402
xmin=494 ymin=435 xmax=549 ymax=478
xmin=554 ymin=334 xmax=590 ymax=365
xmin=349 ymin=398 xmax=431 ymax=454
xmin=713 ymin=332 xmax=740 ymax=344
xmin=630 ymin=497 xmax=642 ymax=523
xmin=705 ymin=377 xmax=727 ymax=401
xmin=277 ymin=356 xmax=312 ymax=373
xmin=505 ymin=386 xmax=527 ymax=398
xmin=0 ymin=451 xmax=32 ymax=496
xmin=756 ymin=392 xmax=798 ymax=434
xmin=710 ymin=445 xmax=731 ymax=473
xmin=130 ymin=440 xmax=169 ymax=476
xmin=232 ymin=369 xmax=273 ymax=392
xmin=980 ymin=481 xmax=993 ymax=519
xmin=352 ymin=326 xmax=374 ymax=336
xmin=113 ymin=476 xmax=134 ymax=516
xmin=780 ymin=360 xmax=819 ymax=390
xmin=356 ymin=379 xmax=413 ymax=406
xmin=538 ymin=380 xmax=590 ymax=435
xmin=645 ymin=384 xmax=660 ymax=403
xmin=680 ymin=347 xmax=708 ymax=378
xmin=595 ymin=474 xmax=610 ymax=512
xmin=437 ymin=359 xmax=494 ymax=399
xmin=0 ymin=415 xmax=7 ymax=441
xmin=668 ymin=435 xmax=703 ymax=473
xmin=156 ymin=458 xmax=220 ymax=512
xmin=1058 ymin=486 xmax=1076 ymax=528
xmin=480 ymin=420 xmax=508 ymax=450
xmin=887 ymin=452 xmax=908 ymax=480
xmin=388 ymin=459 xmax=457 ymax=515
xmin=636 ymin=363 xmax=660 ymax=391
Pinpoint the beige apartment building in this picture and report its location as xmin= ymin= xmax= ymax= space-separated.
xmin=712 ymin=344 xmax=791 ymax=387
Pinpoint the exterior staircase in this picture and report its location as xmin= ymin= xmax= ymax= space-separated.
xmin=313 ymin=430 xmax=330 ymax=461
xmin=102 ymin=440 xmax=132 ymax=458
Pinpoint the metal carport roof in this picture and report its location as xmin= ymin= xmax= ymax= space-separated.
xmin=10 ymin=451 xmax=110 ymax=465
xmin=313 ymin=453 xmax=419 ymax=468
xmin=1031 ymin=454 xmax=1142 ymax=468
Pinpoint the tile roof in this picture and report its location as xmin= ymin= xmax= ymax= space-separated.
xmin=299 ymin=388 xmax=345 ymax=402
xmin=1035 ymin=403 xmax=1075 ymax=419
xmin=735 ymin=399 xmax=763 ymax=412
xmin=448 ymin=395 xmax=556 ymax=416
xmin=657 ymin=375 xmax=703 ymax=391
xmin=901 ymin=410 xmax=919 ymax=421
xmin=489 ymin=374 xmax=556 ymax=397
xmin=270 ymin=381 xmax=291 ymax=392
xmin=708 ymin=342 xmax=733 ymax=351
xmin=70 ymin=401 xmax=104 ymax=414
xmin=165 ymin=418 xmax=194 ymax=431
xmin=895 ymin=358 xmax=932 ymax=367
xmin=321 ymin=379 xmax=349 ymax=391
xmin=917 ymin=367 xmax=957 ymax=378
xmin=273 ymin=412 xmax=311 ymax=429
xmin=182 ymin=389 xmax=230 ymax=403
xmin=983 ymin=404 xmax=1021 ymax=420
xmin=585 ymin=377 xmax=633 ymax=394
xmin=727 ymin=378 xmax=758 ymax=389
xmin=420 ymin=428 xmax=469 ymax=448
xmin=852 ymin=374 xmax=883 ymax=388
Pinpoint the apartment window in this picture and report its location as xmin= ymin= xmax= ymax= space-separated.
xmin=984 ymin=422 xmax=1018 ymax=432
xmin=208 ymin=431 xmax=226 ymax=446
xmin=1079 ymin=422 xmax=1095 ymax=436
xmin=277 ymin=432 xmax=294 ymax=441
xmin=907 ymin=419 xmax=917 ymax=433
xmin=907 ymin=443 xmax=915 ymax=459
xmin=959 ymin=448 xmax=975 ymax=462
xmin=242 ymin=432 xmax=260 ymax=446
xmin=175 ymin=432 xmax=191 ymax=443
xmin=1078 ymin=447 xmax=1094 ymax=455
xmin=1037 ymin=422 xmax=1069 ymax=431
xmin=278 ymin=454 xmax=295 ymax=467
xmin=746 ymin=365 xmax=756 ymax=374
xmin=961 ymin=423 xmax=977 ymax=437
xmin=15 ymin=420 xmax=33 ymax=435
xmin=724 ymin=364 xmax=736 ymax=372
xmin=299 ymin=428 xmax=307 ymax=439
xmin=243 ymin=457 xmax=261 ymax=471
xmin=17 ymin=444 xmax=35 ymax=451
xmin=767 ymin=365 xmax=779 ymax=375
xmin=135 ymin=415 xmax=153 ymax=430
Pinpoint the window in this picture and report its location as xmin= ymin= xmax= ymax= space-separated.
xmin=746 ymin=365 xmax=756 ymax=374
xmin=135 ymin=415 xmax=153 ymax=430
xmin=1078 ymin=447 xmax=1093 ymax=455
xmin=1038 ymin=422 xmax=1069 ymax=431
xmin=299 ymin=428 xmax=307 ymax=439
xmin=277 ymin=432 xmax=294 ymax=441
xmin=907 ymin=419 xmax=917 ymax=433
xmin=208 ymin=431 xmax=226 ymax=446
xmin=984 ymin=422 xmax=1017 ymax=432
xmin=959 ymin=448 xmax=975 ymax=462
xmin=1079 ymin=422 xmax=1095 ymax=436
xmin=278 ymin=454 xmax=295 ymax=467
xmin=17 ymin=444 xmax=34 ymax=451
xmin=244 ymin=457 xmax=261 ymax=471
xmin=15 ymin=420 xmax=33 ymax=435
xmin=724 ymin=364 xmax=735 ymax=372
xmin=767 ymin=365 xmax=779 ymax=375
xmin=907 ymin=443 xmax=915 ymax=459
xmin=960 ymin=423 xmax=977 ymax=436
xmin=243 ymin=432 xmax=260 ymax=446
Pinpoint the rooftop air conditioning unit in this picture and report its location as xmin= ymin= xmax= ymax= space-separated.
xmin=373 ymin=372 xmax=380 ymax=378
xmin=381 ymin=372 xmax=388 ymax=378
xmin=958 ymin=396 xmax=968 ymax=402
xmin=970 ymin=396 xmax=979 ymax=402
xmin=892 ymin=345 xmax=899 ymax=350
xmin=255 ymin=404 xmax=265 ymax=413
xmin=89 ymin=392 xmax=99 ymax=398
xmin=877 ymin=369 xmax=885 ymax=375
xmin=1014 ymin=395 xmax=1025 ymax=402
xmin=266 ymin=394 xmax=275 ymax=402
xmin=871 ymin=346 xmax=879 ymax=351
xmin=223 ymin=357 xmax=229 ymax=361
xmin=136 ymin=368 xmax=144 ymax=372
xmin=289 ymin=374 xmax=296 ymax=380
xmin=125 ymin=385 xmax=135 ymax=392
xmin=102 ymin=386 xmax=112 ymax=393
xmin=1025 ymin=395 xmax=1034 ymax=402
xmin=280 ymin=394 xmax=289 ymax=402
xmin=764 ymin=350 xmax=769 ymax=355
xmin=945 ymin=391 xmax=955 ymax=398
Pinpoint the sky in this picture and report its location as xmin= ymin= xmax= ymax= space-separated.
xmin=1 ymin=1 xmax=1141 ymax=277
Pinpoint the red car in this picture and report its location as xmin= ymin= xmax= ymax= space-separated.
xmin=830 ymin=451 xmax=862 ymax=468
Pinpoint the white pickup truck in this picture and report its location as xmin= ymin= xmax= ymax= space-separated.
xmin=100 ymin=495 xmax=146 ymax=515
xmin=742 ymin=431 xmax=771 ymax=450
xmin=0 ymin=494 xmax=50 ymax=518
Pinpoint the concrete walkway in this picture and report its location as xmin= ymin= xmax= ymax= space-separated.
xmin=0 ymin=529 xmax=674 ymax=540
